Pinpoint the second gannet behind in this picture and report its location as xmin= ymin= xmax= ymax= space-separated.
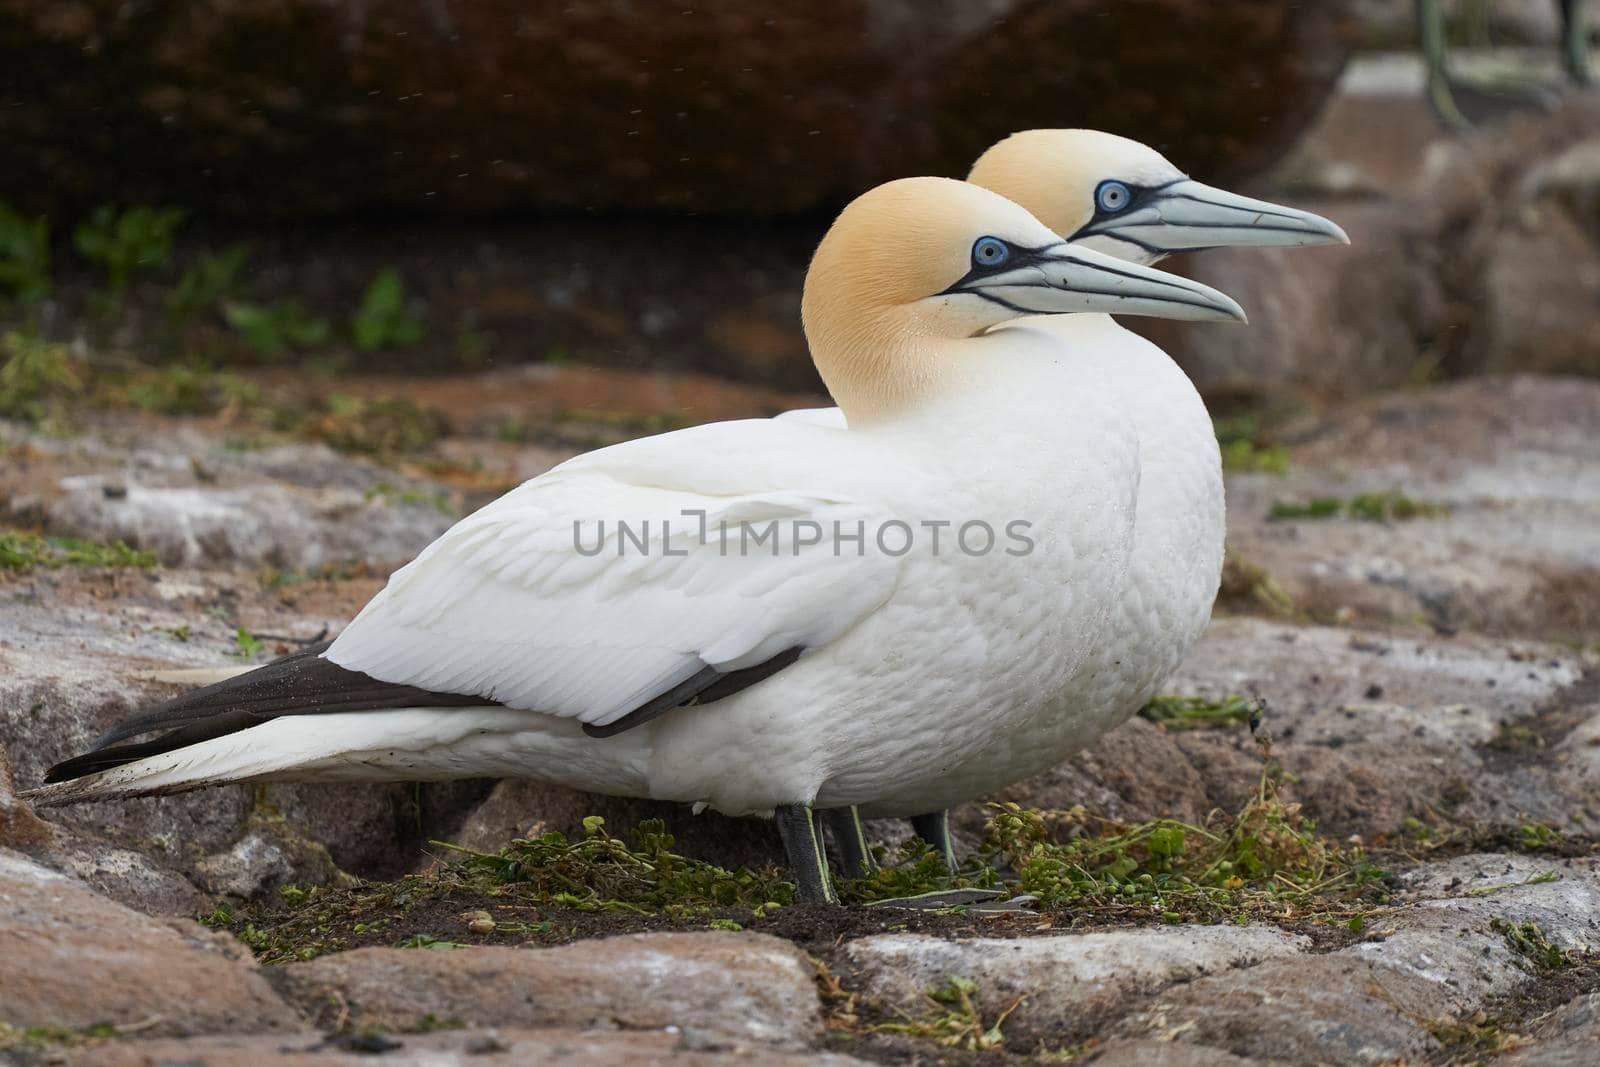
xmin=803 ymin=132 xmax=1349 ymax=875
xmin=32 ymin=177 xmax=1246 ymax=904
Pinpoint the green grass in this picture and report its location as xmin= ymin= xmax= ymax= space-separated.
xmin=0 ymin=331 xmax=80 ymax=423
xmin=438 ymin=816 xmax=795 ymax=917
xmin=74 ymin=205 xmax=185 ymax=303
xmin=364 ymin=481 xmax=456 ymax=516
xmin=223 ymin=299 xmax=330 ymax=359
xmin=1139 ymin=695 xmax=1257 ymax=731
xmin=1215 ymin=413 xmax=1290 ymax=475
xmin=209 ymin=749 xmax=1388 ymax=967
xmin=0 ymin=200 xmax=52 ymax=304
xmin=0 ymin=529 xmax=156 ymax=572
xmin=1269 ymin=491 xmax=1450 ymax=523
xmin=863 ymin=975 xmax=1021 ymax=1052
xmin=353 ymin=268 xmax=425 ymax=351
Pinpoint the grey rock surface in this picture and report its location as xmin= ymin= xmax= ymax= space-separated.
xmin=843 ymin=927 xmax=1308 ymax=1029
xmin=277 ymin=933 xmax=823 ymax=1049
xmin=0 ymin=850 xmax=299 ymax=1037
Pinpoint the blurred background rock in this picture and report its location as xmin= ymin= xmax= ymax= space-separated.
xmin=0 ymin=0 xmax=1594 ymax=397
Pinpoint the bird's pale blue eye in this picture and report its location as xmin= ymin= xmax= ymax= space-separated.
xmin=972 ymin=236 xmax=1009 ymax=268
xmin=1096 ymin=180 xmax=1132 ymax=214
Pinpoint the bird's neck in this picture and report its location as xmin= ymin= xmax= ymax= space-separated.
xmin=807 ymin=305 xmax=957 ymax=426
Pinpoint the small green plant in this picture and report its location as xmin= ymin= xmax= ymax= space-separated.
xmin=165 ymin=623 xmax=192 ymax=642
xmin=123 ymin=363 xmax=259 ymax=416
xmin=73 ymin=205 xmax=186 ymax=302
xmin=353 ymin=268 xmax=424 ymax=351
xmin=1215 ymin=413 xmax=1290 ymax=475
xmin=224 ymin=300 xmax=331 ymax=359
xmin=231 ymin=627 xmax=266 ymax=659
xmin=0 ymin=529 xmax=156 ymax=572
xmin=1139 ymin=695 xmax=1257 ymax=731
xmin=396 ymin=934 xmax=469 ymax=951
xmin=1269 ymin=491 xmax=1449 ymax=523
xmin=1516 ymin=823 xmax=1564 ymax=852
xmin=0 ymin=332 xmax=80 ymax=423
xmin=167 ymin=244 xmax=251 ymax=326
xmin=0 ymin=200 xmax=52 ymax=303
xmin=1493 ymin=919 xmax=1573 ymax=970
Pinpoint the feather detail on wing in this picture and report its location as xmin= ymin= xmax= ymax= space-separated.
xmin=325 ymin=420 xmax=908 ymax=729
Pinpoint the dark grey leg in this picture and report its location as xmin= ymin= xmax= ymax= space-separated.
xmin=775 ymin=803 xmax=837 ymax=904
xmin=1418 ymin=0 xmax=1471 ymax=129
xmin=822 ymin=807 xmax=876 ymax=880
xmin=1562 ymin=0 xmax=1592 ymax=85
xmin=911 ymin=810 xmax=959 ymax=874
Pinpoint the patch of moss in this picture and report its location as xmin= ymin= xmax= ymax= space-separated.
xmin=977 ymin=752 xmax=1387 ymax=924
xmin=0 ymin=528 xmax=156 ymax=572
xmin=1215 ymin=414 xmax=1290 ymax=475
xmin=1269 ymin=491 xmax=1450 ymax=523
xmin=119 ymin=363 xmax=260 ymax=416
xmin=0 ymin=1021 xmax=122 ymax=1055
xmin=0 ymin=331 xmax=80 ymax=423
xmin=1139 ymin=694 xmax=1258 ymax=732
xmin=441 ymin=816 xmax=795 ymax=916
xmin=364 ymin=481 xmax=456 ymax=516
xmin=304 ymin=393 xmax=444 ymax=455
xmin=1217 ymin=551 xmax=1297 ymax=618
xmin=1494 ymin=918 xmax=1575 ymax=971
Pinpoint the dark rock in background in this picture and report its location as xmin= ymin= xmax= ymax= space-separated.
xmin=0 ymin=0 xmax=1353 ymax=218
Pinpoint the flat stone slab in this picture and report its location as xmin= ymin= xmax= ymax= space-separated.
xmin=277 ymin=932 xmax=821 ymax=1048
xmin=0 ymin=850 xmax=299 ymax=1037
xmin=1118 ymin=855 xmax=1600 ymax=1066
xmin=842 ymin=926 xmax=1308 ymax=1028
xmin=55 ymin=1028 xmax=876 ymax=1067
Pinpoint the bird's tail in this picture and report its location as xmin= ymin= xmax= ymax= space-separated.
xmin=22 ymin=706 xmax=523 ymax=808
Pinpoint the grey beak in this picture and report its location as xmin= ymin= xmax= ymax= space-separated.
xmin=953 ymin=241 xmax=1247 ymax=324
xmin=1078 ymin=179 xmax=1350 ymax=254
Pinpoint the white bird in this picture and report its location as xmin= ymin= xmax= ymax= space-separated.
xmin=789 ymin=131 xmax=1349 ymax=876
xmin=29 ymin=177 xmax=1245 ymax=904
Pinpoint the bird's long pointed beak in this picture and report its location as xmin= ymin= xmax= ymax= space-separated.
xmin=951 ymin=241 xmax=1247 ymax=324
xmin=1078 ymin=179 xmax=1350 ymax=254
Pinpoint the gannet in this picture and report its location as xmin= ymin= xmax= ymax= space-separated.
xmin=29 ymin=177 xmax=1245 ymax=904
xmin=800 ymin=131 xmax=1349 ymax=877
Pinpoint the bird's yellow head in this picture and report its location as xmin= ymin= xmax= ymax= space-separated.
xmin=801 ymin=176 xmax=1244 ymax=422
xmin=970 ymin=129 xmax=1349 ymax=264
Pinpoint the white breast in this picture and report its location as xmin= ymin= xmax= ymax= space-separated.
xmin=854 ymin=314 xmax=1223 ymax=817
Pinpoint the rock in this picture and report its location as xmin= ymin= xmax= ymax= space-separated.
xmin=1165 ymin=618 xmax=1588 ymax=839
xmin=46 ymin=480 xmax=454 ymax=570
xmin=0 ymin=850 xmax=299 ymax=1036
xmin=1118 ymin=953 xmax=1448 ymax=1065
xmin=842 ymin=927 xmax=1308 ymax=1031
xmin=1087 ymin=1042 xmax=1295 ymax=1067
xmin=1498 ymin=991 xmax=1600 ymax=1066
xmin=1224 ymin=376 xmax=1600 ymax=643
xmin=277 ymin=932 xmax=821 ymax=1048
xmin=0 ymin=1 xmax=1351 ymax=219
xmin=1130 ymin=197 xmax=1429 ymax=401
xmin=1149 ymin=78 xmax=1600 ymax=401
xmin=1118 ymin=856 xmax=1600 ymax=1065
xmin=982 ymin=614 xmax=1592 ymax=844
xmin=56 ymin=1029 xmax=876 ymax=1066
